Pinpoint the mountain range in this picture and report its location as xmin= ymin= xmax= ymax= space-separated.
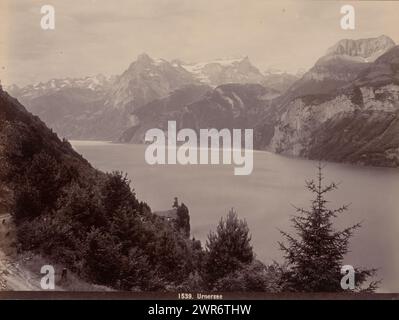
xmin=5 ymin=35 xmax=399 ymax=167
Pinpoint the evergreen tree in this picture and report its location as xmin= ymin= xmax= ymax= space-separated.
xmin=84 ymin=228 xmax=123 ymax=286
xmin=119 ymin=247 xmax=153 ymax=291
xmin=13 ymin=151 xmax=63 ymax=222
xmin=204 ymin=209 xmax=253 ymax=287
xmin=59 ymin=182 xmax=107 ymax=231
xmin=101 ymin=171 xmax=139 ymax=215
xmin=279 ymin=164 xmax=378 ymax=292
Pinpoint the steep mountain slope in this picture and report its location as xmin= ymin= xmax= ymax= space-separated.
xmin=119 ymin=84 xmax=212 ymax=143
xmin=283 ymin=35 xmax=395 ymax=101
xmin=108 ymin=53 xmax=199 ymax=111
xmin=9 ymin=54 xmax=200 ymax=140
xmin=326 ymin=35 xmax=395 ymax=62
xmin=0 ymin=86 xmax=95 ymax=185
xmin=120 ymin=83 xmax=280 ymax=148
xmin=8 ymin=54 xmax=288 ymax=142
xmin=0 ymin=86 xmax=204 ymax=291
xmin=5 ymin=74 xmax=125 ymax=140
xmin=270 ymin=45 xmax=399 ymax=166
xmin=261 ymin=70 xmax=299 ymax=93
xmin=7 ymin=35 xmax=399 ymax=168
xmin=8 ymin=86 xmax=135 ymax=141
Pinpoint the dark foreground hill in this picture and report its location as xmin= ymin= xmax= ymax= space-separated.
xmin=0 ymin=87 xmax=202 ymax=290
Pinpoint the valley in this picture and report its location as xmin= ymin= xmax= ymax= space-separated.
xmin=6 ymin=35 xmax=399 ymax=169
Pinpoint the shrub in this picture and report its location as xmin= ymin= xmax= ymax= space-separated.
xmin=204 ymin=209 xmax=254 ymax=287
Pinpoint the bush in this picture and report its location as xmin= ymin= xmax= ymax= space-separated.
xmin=12 ymin=161 xmax=206 ymax=291
xmin=83 ymin=228 xmax=123 ymax=286
xmin=204 ymin=209 xmax=254 ymax=287
xmin=57 ymin=182 xmax=107 ymax=232
xmin=214 ymin=261 xmax=283 ymax=292
xmin=13 ymin=151 xmax=64 ymax=223
xmin=101 ymin=171 xmax=139 ymax=215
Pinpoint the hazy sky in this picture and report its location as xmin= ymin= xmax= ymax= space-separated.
xmin=1 ymin=0 xmax=399 ymax=86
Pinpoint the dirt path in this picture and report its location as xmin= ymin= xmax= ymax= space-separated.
xmin=0 ymin=212 xmax=111 ymax=292
xmin=0 ymin=250 xmax=42 ymax=290
xmin=0 ymin=213 xmax=43 ymax=290
xmin=0 ymin=187 xmax=43 ymax=290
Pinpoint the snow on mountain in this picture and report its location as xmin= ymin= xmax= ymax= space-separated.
xmin=8 ymin=36 xmax=399 ymax=167
xmin=106 ymin=53 xmax=198 ymax=111
xmin=180 ymin=57 xmax=265 ymax=86
xmin=7 ymin=74 xmax=112 ymax=100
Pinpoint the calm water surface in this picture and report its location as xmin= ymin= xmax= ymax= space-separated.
xmin=71 ymin=140 xmax=399 ymax=292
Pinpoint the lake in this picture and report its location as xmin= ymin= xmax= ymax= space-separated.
xmin=71 ymin=140 xmax=399 ymax=292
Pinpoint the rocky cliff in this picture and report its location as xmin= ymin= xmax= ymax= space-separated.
xmin=271 ymin=45 xmax=399 ymax=166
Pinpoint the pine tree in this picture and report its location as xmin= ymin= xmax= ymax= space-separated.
xmin=204 ymin=208 xmax=253 ymax=287
xmin=279 ymin=164 xmax=378 ymax=292
xmin=101 ymin=171 xmax=139 ymax=215
xmin=13 ymin=151 xmax=63 ymax=223
xmin=84 ymin=228 xmax=123 ymax=286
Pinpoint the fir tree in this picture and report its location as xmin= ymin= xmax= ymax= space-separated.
xmin=279 ymin=164 xmax=378 ymax=292
xmin=101 ymin=171 xmax=139 ymax=215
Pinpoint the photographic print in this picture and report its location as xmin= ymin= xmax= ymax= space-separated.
xmin=0 ymin=0 xmax=399 ymax=302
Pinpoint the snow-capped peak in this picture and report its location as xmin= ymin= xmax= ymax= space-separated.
xmin=182 ymin=57 xmax=247 ymax=72
xmin=7 ymin=74 xmax=112 ymax=99
xmin=181 ymin=56 xmax=263 ymax=86
xmin=264 ymin=67 xmax=290 ymax=76
xmin=131 ymin=53 xmax=169 ymax=68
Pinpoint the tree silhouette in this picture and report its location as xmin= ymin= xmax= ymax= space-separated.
xmin=279 ymin=164 xmax=378 ymax=292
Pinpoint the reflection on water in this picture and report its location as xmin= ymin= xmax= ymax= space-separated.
xmin=71 ymin=140 xmax=399 ymax=292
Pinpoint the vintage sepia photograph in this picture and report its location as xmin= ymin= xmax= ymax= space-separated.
xmin=0 ymin=0 xmax=399 ymax=300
